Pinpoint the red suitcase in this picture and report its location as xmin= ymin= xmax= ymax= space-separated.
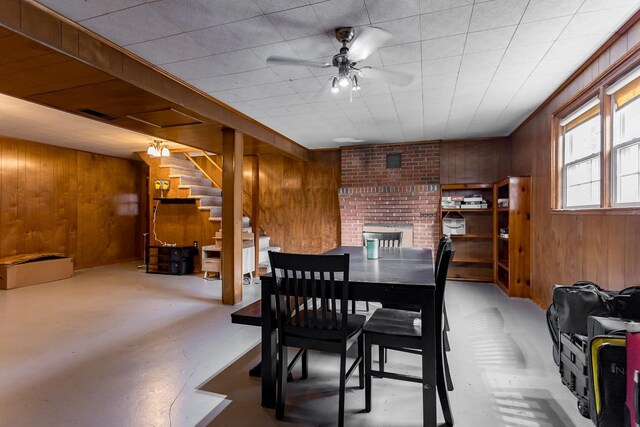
xmin=627 ymin=322 xmax=640 ymax=427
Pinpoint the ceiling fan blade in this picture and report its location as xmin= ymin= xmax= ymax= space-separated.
xmin=358 ymin=67 xmax=414 ymax=87
xmin=266 ymin=56 xmax=331 ymax=68
xmin=348 ymin=27 xmax=393 ymax=63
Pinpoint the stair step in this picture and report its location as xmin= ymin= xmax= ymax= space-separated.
xmin=208 ymin=215 xmax=251 ymax=222
xmin=168 ymin=168 xmax=203 ymax=179
xmin=259 ymin=236 xmax=271 ymax=248
xmin=189 ymin=187 xmax=221 ymax=197
xmin=178 ymin=176 xmax=212 ymax=188
xmin=198 ymin=194 xmax=223 ymax=206
xmin=203 ymin=206 xmax=223 ymax=217
xmin=160 ymin=155 xmax=196 ymax=170
xmin=259 ymin=246 xmax=281 ymax=264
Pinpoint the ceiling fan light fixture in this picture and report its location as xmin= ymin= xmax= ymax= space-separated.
xmin=352 ymin=75 xmax=361 ymax=91
xmin=338 ymin=74 xmax=351 ymax=88
xmin=160 ymin=144 xmax=170 ymax=157
xmin=147 ymin=142 xmax=158 ymax=157
xmin=331 ymin=77 xmax=340 ymax=93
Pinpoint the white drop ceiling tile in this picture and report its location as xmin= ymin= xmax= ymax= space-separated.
xmin=192 ymin=73 xmax=250 ymax=92
xmin=521 ymin=0 xmax=584 ymax=23
xmin=188 ymin=25 xmax=247 ymax=55
xmin=255 ymin=0 xmax=311 ymax=13
xmin=560 ymin=8 xmax=633 ymax=39
xmin=422 ymin=55 xmax=462 ymax=76
xmin=374 ymin=16 xmax=421 ymax=46
xmin=271 ymin=65 xmax=318 ymax=80
xmin=312 ymin=0 xmax=371 ymax=30
xmin=579 ymin=0 xmax=640 ymax=13
xmin=423 ymin=87 xmax=454 ymax=105
xmin=493 ymin=62 xmax=536 ymax=83
xmin=456 ymin=69 xmax=494 ymax=88
xmin=288 ymin=35 xmax=339 ymax=60
xmin=357 ymin=50 xmax=384 ymax=68
xmin=422 ymin=72 xmax=458 ymax=90
xmin=225 ymin=16 xmax=284 ymax=47
xmin=356 ymin=81 xmax=391 ymax=96
xmin=257 ymin=81 xmax=298 ymax=97
xmin=38 ymin=0 xmax=145 ymax=21
xmin=147 ymin=0 xmax=220 ymax=32
xmin=379 ymin=43 xmax=421 ymax=66
xmin=469 ymin=0 xmax=528 ymax=32
xmin=459 ymin=49 xmax=504 ymax=73
xmin=81 ymin=4 xmax=182 ymax=46
xmin=510 ymin=16 xmax=572 ymax=46
xmin=363 ymin=94 xmax=395 ymax=107
xmin=127 ymin=33 xmax=211 ymax=65
xmin=365 ymin=0 xmax=419 ymax=23
xmin=267 ymin=5 xmax=325 ymax=40
xmin=420 ymin=6 xmax=473 ymax=40
xmin=211 ymin=91 xmax=243 ymax=103
xmin=421 ymin=34 xmax=466 ymax=60
xmin=419 ymin=0 xmax=473 ymax=14
xmin=546 ymin=35 xmax=606 ymax=61
xmin=163 ymin=55 xmax=229 ymax=80
xmin=246 ymin=97 xmax=285 ymax=110
xmin=282 ymin=77 xmax=323 ymax=94
xmin=501 ymin=42 xmax=552 ymax=65
xmin=464 ymin=26 xmax=516 ymax=54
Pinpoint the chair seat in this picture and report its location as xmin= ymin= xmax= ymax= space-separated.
xmin=364 ymin=308 xmax=421 ymax=337
xmin=287 ymin=312 xmax=366 ymax=340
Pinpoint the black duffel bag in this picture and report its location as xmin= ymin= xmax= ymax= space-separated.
xmin=552 ymin=281 xmax=614 ymax=336
xmin=612 ymin=286 xmax=640 ymax=320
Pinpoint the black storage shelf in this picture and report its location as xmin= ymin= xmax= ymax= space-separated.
xmin=146 ymin=245 xmax=198 ymax=275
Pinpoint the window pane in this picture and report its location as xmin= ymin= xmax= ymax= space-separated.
xmin=618 ymin=174 xmax=639 ymax=203
xmin=564 ymin=115 xmax=601 ymax=163
xmin=615 ymin=141 xmax=640 ymax=204
xmin=566 ymin=156 xmax=600 ymax=207
xmin=619 ymin=143 xmax=639 ymax=175
xmin=617 ymin=95 xmax=640 ymax=145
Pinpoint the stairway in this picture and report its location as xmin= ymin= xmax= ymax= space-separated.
xmin=158 ymin=153 xmax=280 ymax=271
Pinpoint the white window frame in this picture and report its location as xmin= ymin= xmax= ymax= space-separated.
xmin=559 ymin=98 xmax=601 ymax=209
xmin=611 ymin=97 xmax=640 ymax=207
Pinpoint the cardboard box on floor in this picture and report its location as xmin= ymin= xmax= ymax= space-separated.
xmin=0 ymin=253 xmax=73 ymax=290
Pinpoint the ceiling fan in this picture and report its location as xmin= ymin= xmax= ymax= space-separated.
xmin=266 ymin=27 xmax=414 ymax=99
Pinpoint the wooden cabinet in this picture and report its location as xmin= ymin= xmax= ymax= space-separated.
xmin=494 ymin=176 xmax=531 ymax=298
xmin=146 ymin=245 xmax=198 ymax=275
xmin=202 ymin=240 xmax=255 ymax=280
xmin=440 ymin=183 xmax=495 ymax=282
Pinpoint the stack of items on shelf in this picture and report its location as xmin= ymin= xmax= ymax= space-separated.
xmin=460 ymin=194 xmax=488 ymax=209
xmin=547 ymin=282 xmax=640 ymax=424
xmin=441 ymin=195 xmax=463 ymax=209
xmin=499 ymin=228 xmax=509 ymax=238
xmin=498 ymin=198 xmax=509 ymax=208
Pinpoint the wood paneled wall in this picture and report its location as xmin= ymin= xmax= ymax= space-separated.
xmin=509 ymin=21 xmax=640 ymax=307
xmin=0 ymin=135 xmax=146 ymax=269
xmin=259 ymin=150 xmax=341 ymax=254
xmin=440 ymin=138 xmax=510 ymax=184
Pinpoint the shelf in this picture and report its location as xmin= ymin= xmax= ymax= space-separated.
xmin=447 ymin=275 xmax=493 ymax=282
xmin=441 ymin=183 xmax=494 ymax=190
xmin=441 ymin=208 xmax=492 ymax=213
xmin=498 ymin=236 xmax=509 ymax=241
xmin=449 ymin=233 xmax=493 ymax=239
xmin=497 ymin=207 xmax=509 ymax=212
xmin=153 ymin=197 xmax=196 ymax=204
xmin=452 ymin=258 xmax=494 ymax=264
xmin=497 ymin=261 xmax=509 ymax=271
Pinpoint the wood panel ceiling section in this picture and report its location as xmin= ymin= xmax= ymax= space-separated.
xmin=0 ymin=0 xmax=309 ymax=160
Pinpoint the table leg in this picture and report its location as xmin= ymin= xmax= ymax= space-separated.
xmin=261 ymin=279 xmax=277 ymax=408
xmin=421 ymin=300 xmax=437 ymax=427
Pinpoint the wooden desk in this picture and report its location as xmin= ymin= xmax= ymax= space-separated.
xmin=260 ymin=246 xmax=438 ymax=426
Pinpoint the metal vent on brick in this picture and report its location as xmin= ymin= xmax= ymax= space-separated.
xmin=387 ymin=153 xmax=401 ymax=169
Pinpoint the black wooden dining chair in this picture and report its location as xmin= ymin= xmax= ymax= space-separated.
xmin=268 ymin=251 xmax=365 ymax=427
xmin=355 ymin=231 xmax=404 ymax=313
xmin=363 ymin=242 xmax=455 ymax=426
xmin=362 ymin=231 xmax=403 ymax=247
xmin=378 ymin=235 xmax=454 ymax=392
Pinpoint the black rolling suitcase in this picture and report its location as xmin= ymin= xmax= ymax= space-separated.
xmin=588 ymin=334 xmax=626 ymax=426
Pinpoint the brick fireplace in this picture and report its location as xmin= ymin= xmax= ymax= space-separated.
xmin=339 ymin=142 xmax=440 ymax=251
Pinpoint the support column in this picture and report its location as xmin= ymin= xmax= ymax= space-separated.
xmin=252 ymin=156 xmax=260 ymax=275
xmin=221 ymin=128 xmax=243 ymax=305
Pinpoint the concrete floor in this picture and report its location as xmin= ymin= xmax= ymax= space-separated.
xmin=0 ymin=262 xmax=592 ymax=427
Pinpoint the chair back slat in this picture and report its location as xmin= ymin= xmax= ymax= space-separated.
xmin=435 ymin=242 xmax=455 ymax=329
xmin=362 ymin=231 xmax=403 ymax=248
xmin=269 ymin=251 xmax=350 ymax=341
xmin=434 ymin=235 xmax=450 ymax=278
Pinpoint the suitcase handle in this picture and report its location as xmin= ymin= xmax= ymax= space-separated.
xmin=635 ymin=370 xmax=640 ymax=427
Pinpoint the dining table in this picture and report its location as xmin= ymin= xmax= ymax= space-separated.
xmin=260 ymin=245 xmax=440 ymax=426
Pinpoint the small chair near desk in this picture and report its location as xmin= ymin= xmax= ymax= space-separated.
xmin=268 ymin=251 xmax=365 ymax=427
xmin=363 ymin=241 xmax=456 ymax=426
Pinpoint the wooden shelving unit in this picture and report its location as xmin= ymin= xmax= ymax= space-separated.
xmin=494 ymin=176 xmax=531 ymax=298
xmin=440 ymin=183 xmax=495 ymax=282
